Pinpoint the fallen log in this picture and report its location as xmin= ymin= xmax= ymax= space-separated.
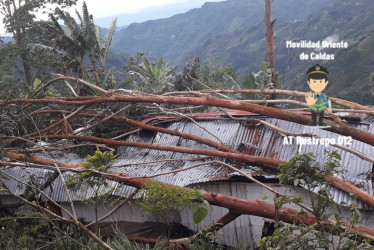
xmin=4 ymin=152 xmax=374 ymax=243
xmin=23 ymin=135 xmax=283 ymax=170
xmin=28 ymin=110 xmax=239 ymax=154
xmin=199 ymin=89 xmax=374 ymax=112
xmin=4 ymin=95 xmax=374 ymax=146
xmin=171 ymin=211 xmax=241 ymax=244
xmin=10 ymin=128 xmax=374 ymax=208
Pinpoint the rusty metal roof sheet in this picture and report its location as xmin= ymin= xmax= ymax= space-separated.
xmin=2 ymin=112 xmax=374 ymax=210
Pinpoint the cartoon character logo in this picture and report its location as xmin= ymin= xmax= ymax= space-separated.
xmin=305 ymin=64 xmax=332 ymax=126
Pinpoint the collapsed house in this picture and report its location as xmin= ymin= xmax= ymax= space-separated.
xmin=1 ymin=109 xmax=374 ymax=248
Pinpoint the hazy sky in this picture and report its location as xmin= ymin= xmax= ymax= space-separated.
xmin=0 ymin=0 xmax=220 ymax=35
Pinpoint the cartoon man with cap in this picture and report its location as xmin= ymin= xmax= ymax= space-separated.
xmin=305 ymin=64 xmax=332 ymax=126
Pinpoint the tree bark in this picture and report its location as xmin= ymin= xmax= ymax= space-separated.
xmin=6 ymin=150 xmax=374 ymax=211
xmin=29 ymin=112 xmax=239 ymax=154
xmin=18 ymin=135 xmax=284 ymax=170
xmin=4 ymin=152 xmax=374 ymax=243
xmin=5 ymin=95 xmax=374 ymax=146
xmin=264 ymin=0 xmax=274 ymax=69
xmin=199 ymin=89 xmax=374 ymax=112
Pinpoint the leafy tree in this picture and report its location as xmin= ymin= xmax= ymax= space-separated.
xmin=174 ymin=57 xmax=239 ymax=92
xmin=67 ymin=148 xmax=118 ymax=234
xmin=199 ymin=61 xmax=239 ymax=90
xmin=241 ymin=61 xmax=275 ymax=99
xmin=138 ymin=182 xmax=212 ymax=239
xmin=0 ymin=0 xmax=77 ymax=86
xmin=124 ymin=52 xmax=177 ymax=94
xmin=259 ymin=152 xmax=372 ymax=249
xmin=0 ymin=41 xmax=20 ymax=92
xmin=46 ymin=1 xmax=117 ymax=81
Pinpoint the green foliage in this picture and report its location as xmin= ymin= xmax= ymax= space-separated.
xmin=138 ymin=182 xmax=211 ymax=224
xmin=258 ymin=152 xmax=373 ymax=249
xmin=199 ymin=62 xmax=239 ymax=89
xmin=124 ymin=52 xmax=177 ymax=94
xmin=187 ymin=232 xmax=225 ymax=250
xmin=67 ymin=147 xmax=117 ymax=210
xmin=68 ymin=147 xmax=114 ymax=190
xmin=241 ymin=61 xmax=272 ymax=99
xmin=82 ymin=66 xmax=130 ymax=94
xmin=0 ymin=42 xmax=22 ymax=91
xmin=110 ymin=233 xmax=225 ymax=250
xmin=67 ymin=147 xmax=117 ymax=234
xmin=174 ymin=58 xmax=240 ymax=97
xmin=0 ymin=214 xmax=51 ymax=249
xmin=82 ymin=147 xmax=114 ymax=170
xmin=0 ymin=0 xmax=77 ymax=86
xmin=33 ymin=78 xmax=42 ymax=89
xmin=278 ymin=152 xmax=340 ymax=191
xmin=46 ymin=1 xmax=116 ymax=79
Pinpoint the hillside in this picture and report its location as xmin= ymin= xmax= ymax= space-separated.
xmin=109 ymin=0 xmax=374 ymax=104
xmin=95 ymin=0 xmax=212 ymax=28
xmin=275 ymin=0 xmax=374 ymax=104
xmin=284 ymin=0 xmax=374 ymax=104
xmin=111 ymin=0 xmax=332 ymax=65
xmin=174 ymin=0 xmax=374 ymax=104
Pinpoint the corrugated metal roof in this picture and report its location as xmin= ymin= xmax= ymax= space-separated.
xmin=0 ymin=167 xmax=52 ymax=196
xmin=2 ymin=112 xmax=374 ymax=210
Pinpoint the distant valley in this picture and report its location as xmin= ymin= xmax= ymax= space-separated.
xmin=3 ymin=0 xmax=373 ymax=104
xmin=109 ymin=0 xmax=374 ymax=104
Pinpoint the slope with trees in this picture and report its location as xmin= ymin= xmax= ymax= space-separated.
xmin=111 ymin=0 xmax=331 ymax=65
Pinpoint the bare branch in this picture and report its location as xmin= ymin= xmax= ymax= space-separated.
xmin=6 ymin=152 xmax=374 ymax=243
xmin=63 ymin=80 xmax=78 ymax=97
xmin=2 ymin=183 xmax=112 ymax=249
xmin=3 ymin=95 xmax=374 ymax=146
xmin=85 ymin=190 xmax=138 ymax=228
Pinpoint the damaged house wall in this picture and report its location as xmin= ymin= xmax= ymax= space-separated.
xmin=2 ymin=113 xmax=374 ymax=247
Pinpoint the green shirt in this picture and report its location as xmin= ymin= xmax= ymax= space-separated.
xmin=309 ymin=93 xmax=331 ymax=113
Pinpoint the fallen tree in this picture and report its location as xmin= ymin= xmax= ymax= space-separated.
xmin=199 ymin=89 xmax=374 ymax=112
xmin=3 ymin=152 xmax=374 ymax=243
xmin=7 ymin=134 xmax=374 ymax=207
xmin=2 ymin=80 xmax=374 ymax=248
xmin=29 ymin=111 xmax=239 ymax=154
xmin=4 ymin=94 xmax=374 ymax=146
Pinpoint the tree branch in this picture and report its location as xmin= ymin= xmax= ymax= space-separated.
xmin=3 ymin=95 xmax=374 ymax=146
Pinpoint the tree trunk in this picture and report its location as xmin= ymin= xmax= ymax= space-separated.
xmin=200 ymin=89 xmax=374 ymax=112
xmin=24 ymin=135 xmax=284 ymax=169
xmin=264 ymin=0 xmax=274 ymax=69
xmin=264 ymin=0 xmax=278 ymax=102
xmin=5 ymin=152 xmax=374 ymax=242
xmin=7 ymin=95 xmax=374 ymax=146
xmin=13 ymin=26 xmax=33 ymax=86
xmin=20 ymin=53 xmax=33 ymax=86
xmin=7 ymin=149 xmax=374 ymax=210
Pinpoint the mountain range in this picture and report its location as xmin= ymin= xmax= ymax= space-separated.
xmin=95 ymin=0 xmax=218 ymax=28
xmin=109 ymin=0 xmax=374 ymax=104
xmin=111 ymin=0 xmax=332 ymax=65
xmin=3 ymin=0 xmax=373 ymax=104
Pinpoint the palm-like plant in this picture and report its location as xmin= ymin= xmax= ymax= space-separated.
xmin=46 ymin=1 xmax=116 ymax=78
xmin=124 ymin=52 xmax=177 ymax=94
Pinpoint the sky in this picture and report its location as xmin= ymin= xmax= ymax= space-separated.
xmin=0 ymin=0 xmax=221 ymax=35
